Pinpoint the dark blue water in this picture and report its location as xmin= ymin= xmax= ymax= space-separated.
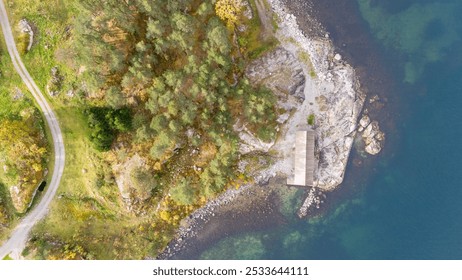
xmin=198 ymin=0 xmax=462 ymax=259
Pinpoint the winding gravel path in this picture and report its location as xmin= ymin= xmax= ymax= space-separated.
xmin=0 ymin=0 xmax=65 ymax=260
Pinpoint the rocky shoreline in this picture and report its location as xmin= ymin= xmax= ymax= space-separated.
xmin=157 ymin=181 xmax=284 ymax=259
xmin=158 ymin=0 xmax=384 ymax=258
xmin=268 ymin=0 xmax=367 ymax=191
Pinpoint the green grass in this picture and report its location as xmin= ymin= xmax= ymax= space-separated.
xmin=2 ymin=254 xmax=13 ymax=260
xmin=39 ymin=104 xmax=123 ymax=223
xmin=0 ymin=44 xmax=30 ymax=119
xmin=239 ymin=0 xmax=279 ymax=60
xmin=248 ymin=39 xmax=279 ymax=59
xmin=1 ymin=0 xmax=121 ymax=257
xmin=298 ymin=51 xmax=317 ymax=78
xmin=307 ymin=113 xmax=315 ymax=126
xmin=6 ymin=0 xmax=76 ymax=91
xmin=271 ymin=12 xmax=280 ymax=31
xmin=24 ymin=102 xmax=159 ymax=259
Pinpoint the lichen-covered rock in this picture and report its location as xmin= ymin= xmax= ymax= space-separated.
xmin=112 ymin=154 xmax=157 ymax=212
xmin=8 ymin=177 xmax=44 ymax=214
xmin=18 ymin=19 xmax=34 ymax=51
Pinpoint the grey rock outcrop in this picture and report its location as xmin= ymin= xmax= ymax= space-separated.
xmin=113 ymin=154 xmax=154 ymax=213
xmin=361 ymin=120 xmax=384 ymax=155
xmin=313 ymin=64 xmax=365 ymax=190
xmin=246 ymin=47 xmax=306 ymax=104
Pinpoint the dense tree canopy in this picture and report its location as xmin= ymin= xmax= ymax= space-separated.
xmin=74 ymin=0 xmax=276 ymax=200
xmin=85 ymin=107 xmax=132 ymax=151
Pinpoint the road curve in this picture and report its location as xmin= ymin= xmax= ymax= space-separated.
xmin=0 ymin=0 xmax=65 ymax=259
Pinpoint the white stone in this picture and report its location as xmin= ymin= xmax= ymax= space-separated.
xmin=365 ymin=139 xmax=382 ymax=155
xmin=359 ymin=115 xmax=371 ymax=130
xmin=361 ymin=120 xmax=385 ymax=155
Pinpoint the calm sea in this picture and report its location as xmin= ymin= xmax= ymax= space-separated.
xmin=195 ymin=0 xmax=462 ymax=259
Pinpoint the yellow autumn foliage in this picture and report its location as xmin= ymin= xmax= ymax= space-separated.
xmin=0 ymin=118 xmax=47 ymax=212
xmin=0 ymin=120 xmax=46 ymax=177
xmin=215 ymin=0 xmax=244 ymax=27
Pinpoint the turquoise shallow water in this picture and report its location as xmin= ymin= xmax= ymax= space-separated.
xmin=198 ymin=0 xmax=462 ymax=259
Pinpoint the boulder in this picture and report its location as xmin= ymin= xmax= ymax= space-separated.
xmin=358 ymin=114 xmax=371 ymax=132
xmin=361 ymin=120 xmax=385 ymax=155
xmin=18 ymin=19 xmax=34 ymax=51
xmin=365 ymin=138 xmax=382 ymax=155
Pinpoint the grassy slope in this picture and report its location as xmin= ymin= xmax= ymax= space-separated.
xmin=242 ymin=0 xmax=279 ymax=59
xmin=4 ymin=0 xmax=172 ymax=259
